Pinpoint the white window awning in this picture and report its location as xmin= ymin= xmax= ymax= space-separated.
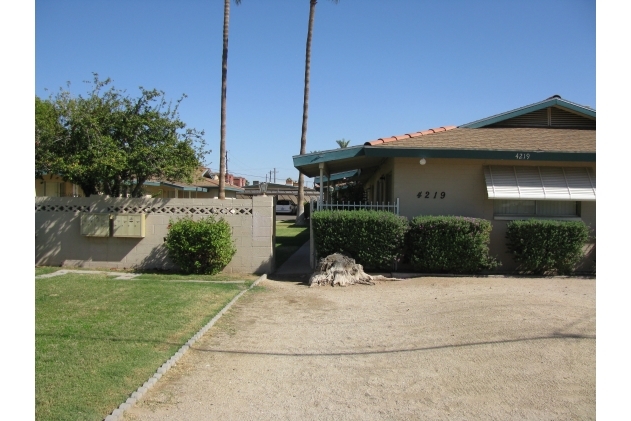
xmin=484 ymin=166 xmax=596 ymax=201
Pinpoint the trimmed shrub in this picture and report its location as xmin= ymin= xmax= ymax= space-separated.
xmin=505 ymin=219 xmax=590 ymax=275
xmin=164 ymin=216 xmax=236 ymax=274
xmin=406 ymin=216 xmax=498 ymax=274
xmin=311 ymin=210 xmax=408 ymax=270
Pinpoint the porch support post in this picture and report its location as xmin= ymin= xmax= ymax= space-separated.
xmin=318 ymin=163 xmax=324 ymax=206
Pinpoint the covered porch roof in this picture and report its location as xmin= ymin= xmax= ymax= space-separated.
xmin=292 ymin=146 xmax=386 ymax=182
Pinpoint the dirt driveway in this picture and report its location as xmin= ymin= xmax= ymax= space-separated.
xmin=123 ymin=276 xmax=595 ymax=421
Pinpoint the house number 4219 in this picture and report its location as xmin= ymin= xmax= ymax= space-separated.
xmin=417 ymin=191 xmax=446 ymax=199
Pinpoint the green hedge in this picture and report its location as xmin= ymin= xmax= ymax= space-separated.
xmin=164 ymin=216 xmax=236 ymax=274
xmin=406 ymin=216 xmax=498 ymax=274
xmin=505 ymin=219 xmax=590 ymax=275
xmin=311 ymin=210 xmax=408 ymax=270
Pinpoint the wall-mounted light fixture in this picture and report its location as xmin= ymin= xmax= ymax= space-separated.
xmin=419 ymin=158 xmax=427 ymax=165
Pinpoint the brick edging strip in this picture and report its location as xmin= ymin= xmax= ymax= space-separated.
xmin=104 ymin=274 xmax=267 ymax=421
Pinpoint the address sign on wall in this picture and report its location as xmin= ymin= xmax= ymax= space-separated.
xmin=417 ymin=191 xmax=446 ymax=199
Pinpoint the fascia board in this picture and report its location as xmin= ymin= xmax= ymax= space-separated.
xmin=460 ymin=98 xmax=595 ymax=128
xmin=160 ymin=182 xmax=208 ymax=192
xmin=292 ymin=146 xmax=365 ymax=168
xmin=363 ymin=146 xmax=596 ymax=162
xmin=553 ymin=99 xmax=596 ymax=118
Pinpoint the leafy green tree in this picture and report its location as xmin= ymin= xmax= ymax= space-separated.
xmin=335 ymin=138 xmax=350 ymax=148
xmin=35 ymin=74 xmax=206 ymax=197
xmin=35 ymin=96 xmax=64 ymax=181
xmin=297 ymin=0 xmax=340 ymax=225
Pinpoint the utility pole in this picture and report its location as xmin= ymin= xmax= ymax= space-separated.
xmin=272 ymin=168 xmax=278 ymax=183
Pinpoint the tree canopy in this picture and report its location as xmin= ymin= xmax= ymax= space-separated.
xmin=35 ymin=75 xmax=207 ymax=197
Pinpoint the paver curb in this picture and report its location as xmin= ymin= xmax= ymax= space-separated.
xmin=103 ymin=273 xmax=267 ymax=421
xmin=36 ymin=269 xmax=140 ymax=280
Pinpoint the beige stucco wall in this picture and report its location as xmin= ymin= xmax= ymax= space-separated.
xmin=365 ymin=159 xmax=396 ymax=203
xmin=35 ymin=196 xmax=275 ymax=274
xmin=389 ymin=157 xmax=596 ymax=272
xmin=35 ymin=174 xmax=85 ymax=197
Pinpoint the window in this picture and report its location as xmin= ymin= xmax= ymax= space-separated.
xmin=493 ymin=200 xmax=578 ymax=218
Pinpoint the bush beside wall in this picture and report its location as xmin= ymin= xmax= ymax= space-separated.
xmin=164 ymin=216 xmax=236 ymax=274
xmin=505 ymin=219 xmax=590 ymax=275
xmin=311 ymin=210 xmax=408 ymax=270
xmin=406 ymin=216 xmax=498 ymax=274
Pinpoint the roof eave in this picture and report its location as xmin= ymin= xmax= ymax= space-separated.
xmin=160 ymin=181 xmax=208 ymax=192
xmin=363 ymin=146 xmax=595 ymax=162
xmin=292 ymin=146 xmax=365 ymax=168
xmin=460 ymin=98 xmax=596 ymax=128
xmin=314 ymin=170 xmax=359 ymax=183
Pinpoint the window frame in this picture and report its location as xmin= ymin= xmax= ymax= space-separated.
xmin=492 ymin=199 xmax=582 ymax=221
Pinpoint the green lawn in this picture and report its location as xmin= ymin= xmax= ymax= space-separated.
xmin=35 ymin=272 xmax=253 ymax=421
xmin=275 ymin=220 xmax=310 ymax=269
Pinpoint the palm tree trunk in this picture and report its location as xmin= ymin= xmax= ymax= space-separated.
xmin=219 ymin=0 xmax=230 ymax=200
xmin=297 ymin=0 xmax=317 ymax=225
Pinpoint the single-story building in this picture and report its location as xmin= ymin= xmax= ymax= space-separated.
xmin=35 ymin=167 xmax=245 ymax=199
xmin=239 ymin=181 xmax=320 ymax=204
xmin=293 ymin=95 xmax=596 ymax=271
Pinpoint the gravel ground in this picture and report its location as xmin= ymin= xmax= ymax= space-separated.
xmin=123 ymin=276 xmax=595 ymax=421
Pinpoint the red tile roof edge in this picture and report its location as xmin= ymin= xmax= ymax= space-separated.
xmin=364 ymin=126 xmax=457 ymax=146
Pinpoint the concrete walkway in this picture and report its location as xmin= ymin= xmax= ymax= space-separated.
xmin=273 ymin=240 xmax=311 ymax=276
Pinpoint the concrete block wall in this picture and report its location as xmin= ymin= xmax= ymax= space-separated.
xmin=35 ymin=196 xmax=275 ymax=274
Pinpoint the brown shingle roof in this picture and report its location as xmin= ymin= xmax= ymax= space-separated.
xmin=367 ymin=128 xmax=595 ymax=153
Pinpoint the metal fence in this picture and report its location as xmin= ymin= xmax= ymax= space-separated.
xmin=313 ymin=198 xmax=399 ymax=215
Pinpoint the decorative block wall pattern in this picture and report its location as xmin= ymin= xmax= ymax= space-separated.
xmin=35 ymin=197 xmax=275 ymax=274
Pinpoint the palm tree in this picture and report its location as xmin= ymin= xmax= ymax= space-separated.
xmin=297 ymin=0 xmax=339 ymax=224
xmin=336 ymin=138 xmax=350 ymax=148
xmin=219 ymin=0 xmax=241 ymax=199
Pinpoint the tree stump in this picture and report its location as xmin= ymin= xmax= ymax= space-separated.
xmin=309 ymin=253 xmax=402 ymax=287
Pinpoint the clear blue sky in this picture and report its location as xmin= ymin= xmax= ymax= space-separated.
xmin=34 ymin=0 xmax=595 ymax=186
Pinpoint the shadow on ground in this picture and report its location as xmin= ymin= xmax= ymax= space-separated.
xmin=267 ymin=273 xmax=311 ymax=285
